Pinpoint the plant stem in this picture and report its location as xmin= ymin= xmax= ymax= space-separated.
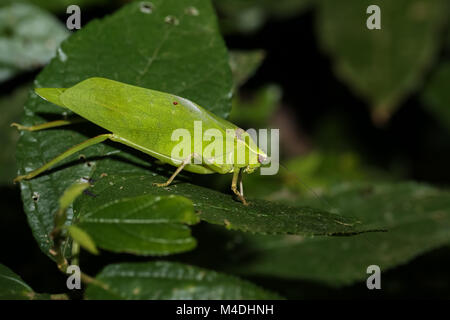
xmin=50 ymin=293 xmax=70 ymax=300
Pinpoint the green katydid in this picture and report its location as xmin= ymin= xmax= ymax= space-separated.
xmin=13 ymin=77 xmax=269 ymax=205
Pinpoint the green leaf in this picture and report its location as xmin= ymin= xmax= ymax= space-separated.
xmin=16 ymin=0 xmax=232 ymax=257
xmin=85 ymin=261 xmax=282 ymax=299
xmin=282 ymin=151 xmax=390 ymax=194
xmin=59 ymin=180 xmax=90 ymax=211
xmin=0 ymin=2 xmax=68 ymax=82
xmin=422 ymin=62 xmax=450 ymax=131
xmin=4 ymin=0 xmax=109 ymax=13
xmin=74 ymin=194 xmax=199 ymax=255
xmin=316 ymin=0 xmax=448 ymax=123
xmin=0 ymin=84 xmax=30 ymax=184
xmin=51 ymin=180 xmax=91 ymax=253
xmin=0 ymin=264 xmax=49 ymax=300
xmin=229 ymin=49 xmax=265 ymax=89
xmin=228 ymin=84 xmax=281 ymax=127
xmin=222 ymin=182 xmax=450 ymax=286
xmin=67 ymin=225 xmax=99 ymax=255
xmin=75 ymin=173 xmax=373 ymax=236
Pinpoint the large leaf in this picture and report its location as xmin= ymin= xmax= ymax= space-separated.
xmin=15 ymin=0 xmax=232 ymax=257
xmin=0 ymin=264 xmax=49 ymax=300
xmin=422 ymin=62 xmax=450 ymax=131
xmin=85 ymin=261 xmax=282 ymax=299
xmin=316 ymin=0 xmax=448 ymax=123
xmin=219 ymin=182 xmax=450 ymax=286
xmin=0 ymin=2 xmax=68 ymax=82
xmin=75 ymin=173 xmax=372 ymax=236
xmin=74 ymin=194 xmax=199 ymax=255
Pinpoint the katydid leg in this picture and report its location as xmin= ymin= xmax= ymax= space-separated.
xmin=14 ymin=134 xmax=114 ymax=183
xmin=231 ymin=168 xmax=248 ymax=206
xmin=153 ymin=153 xmax=198 ymax=187
xmin=238 ymin=168 xmax=244 ymax=197
xmin=11 ymin=118 xmax=86 ymax=132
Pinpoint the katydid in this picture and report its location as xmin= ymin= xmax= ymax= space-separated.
xmin=13 ymin=77 xmax=269 ymax=205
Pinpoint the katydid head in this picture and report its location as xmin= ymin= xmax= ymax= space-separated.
xmin=234 ymin=129 xmax=269 ymax=174
xmin=244 ymin=147 xmax=269 ymax=174
xmin=35 ymin=87 xmax=67 ymax=107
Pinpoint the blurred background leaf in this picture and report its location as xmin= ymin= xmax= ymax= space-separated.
xmin=316 ymin=0 xmax=449 ymax=124
xmin=229 ymin=84 xmax=282 ymax=128
xmin=0 ymin=0 xmax=110 ymax=13
xmin=0 ymin=84 xmax=30 ymax=183
xmin=85 ymin=261 xmax=282 ymax=299
xmin=229 ymin=49 xmax=265 ymax=90
xmin=282 ymin=151 xmax=391 ymax=195
xmin=214 ymin=0 xmax=313 ymax=34
xmin=422 ymin=62 xmax=450 ymax=131
xmin=0 ymin=2 xmax=68 ymax=83
xmin=0 ymin=264 xmax=50 ymax=299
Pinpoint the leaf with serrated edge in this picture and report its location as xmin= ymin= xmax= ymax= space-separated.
xmin=85 ymin=261 xmax=282 ymax=300
xmin=75 ymin=173 xmax=373 ymax=236
xmin=75 ymin=194 xmax=199 ymax=255
xmin=15 ymin=0 xmax=232 ymax=258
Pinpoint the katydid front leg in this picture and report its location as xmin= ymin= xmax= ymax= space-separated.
xmin=231 ymin=168 xmax=248 ymax=206
xmin=152 ymin=153 xmax=198 ymax=187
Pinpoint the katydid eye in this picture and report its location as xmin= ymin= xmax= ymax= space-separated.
xmin=258 ymin=155 xmax=270 ymax=165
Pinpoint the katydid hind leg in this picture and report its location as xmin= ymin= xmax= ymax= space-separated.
xmin=14 ymin=134 xmax=114 ymax=183
xmin=11 ymin=117 xmax=86 ymax=132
